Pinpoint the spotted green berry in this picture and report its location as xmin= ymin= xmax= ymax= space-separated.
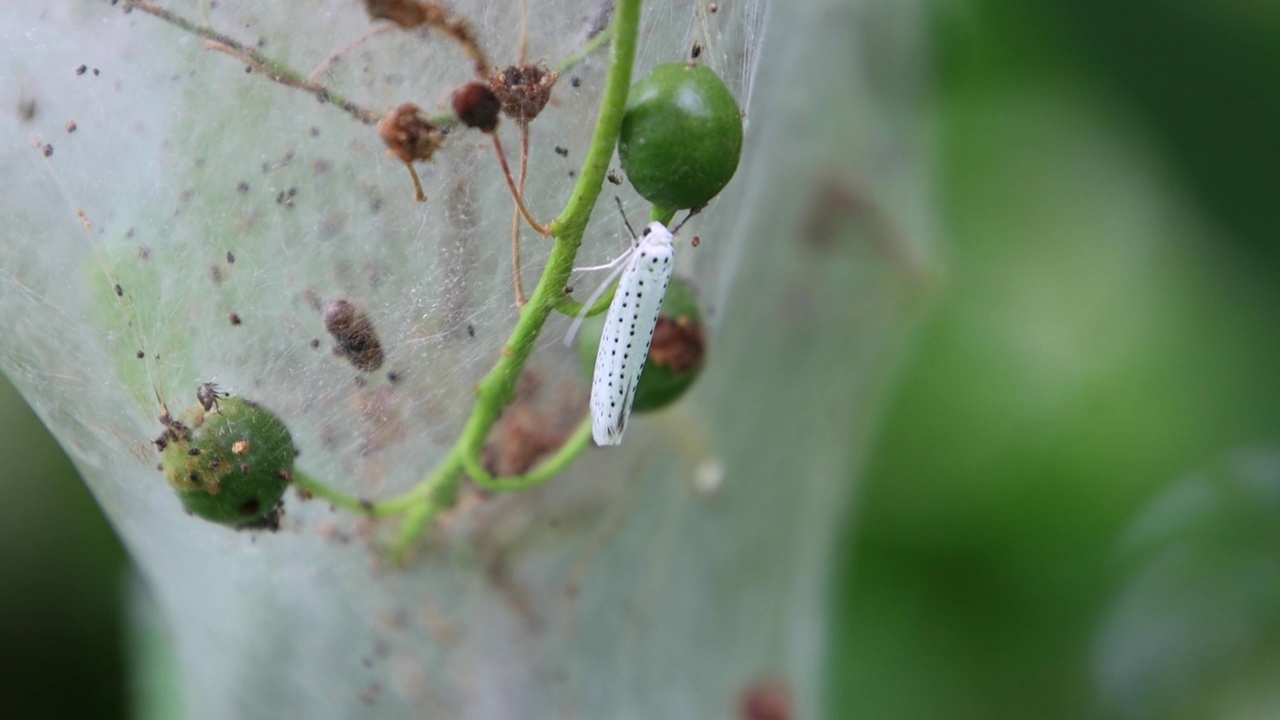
xmin=158 ymin=396 xmax=295 ymax=529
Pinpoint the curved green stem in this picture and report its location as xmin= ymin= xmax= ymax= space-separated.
xmin=293 ymin=470 xmax=372 ymax=514
xmin=372 ymin=448 xmax=463 ymax=518
xmin=553 ymin=283 xmax=616 ymax=318
xmin=389 ymin=499 xmax=442 ymax=564
xmin=381 ymin=0 xmax=643 ymax=554
xmin=460 ymin=417 xmax=594 ymax=493
xmin=452 ymin=0 xmax=639 ymax=444
xmin=381 ymin=450 xmax=464 ymax=561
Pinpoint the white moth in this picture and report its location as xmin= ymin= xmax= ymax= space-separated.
xmin=568 ymin=220 xmax=676 ymax=446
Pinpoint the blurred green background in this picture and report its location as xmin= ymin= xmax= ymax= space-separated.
xmin=0 ymin=375 xmax=127 ymax=715
xmin=4 ymin=1 xmax=1278 ymax=717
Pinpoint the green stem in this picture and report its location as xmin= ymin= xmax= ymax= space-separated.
xmin=551 ymin=207 xmax=675 ymax=317
xmin=372 ymin=448 xmax=462 ymax=518
xmin=389 ymin=499 xmax=441 ymax=564
xmin=460 ymin=416 xmax=594 ymax=492
xmin=381 ymin=450 xmax=464 ymax=560
xmin=553 ymin=283 xmax=617 ymax=318
xmin=650 ymin=206 xmax=678 ymax=226
xmin=384 ymin=0 xmax=642 ymax=552
xmin=453 ymin=0 xmax=640 ymax=453
xmin=545 ymin=2 xmax=641 ymax=241
xmin=293 ymin=470 xmax=373 ymax=514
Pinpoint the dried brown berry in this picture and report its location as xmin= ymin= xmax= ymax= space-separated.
xmin=377 ymin=103 xmax=443 ymax=165
xmin=451 ymin=82 xmax=501 ymax=133
xmin=649 ymin=315 xmax=706 ymax=375
xmin=489 ymin=62 xmax=558 ymax=125
xmin=577 ymin=276 xmax=706 ymax=414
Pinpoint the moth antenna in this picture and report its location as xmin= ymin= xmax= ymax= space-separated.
xmin=614 ymin=196 xmax=639 ymax=240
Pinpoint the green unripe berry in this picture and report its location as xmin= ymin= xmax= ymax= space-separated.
xmin=579 ymin=277 xmax=707 ymax=413
xmin=618 ymin=63 xmax=743 ymax=212
xmin=158 ymin=396 xmax=295 ymax=529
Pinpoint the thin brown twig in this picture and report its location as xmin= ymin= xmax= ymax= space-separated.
xmin=490 ymin=133 xmax=550 ymax=236
xmin=309 ymin=26 xmax=396 ymax=81
xmin=401 ymin=161 xmax=427 ymax=202
xmin=518 ymin=0 xmax=530 ymax=64
xmin=519 ymin=126 xmax=541 ymax=241
xmin=123 ymin=0 xmax=380 ymax=125
xmin=519 ymin=126 xmax=531 ymax=219
xmin=510 ymin=202 xmax=527 ymax=307
xmin=509 ymin=123 xmax=536 ymax=306
xmin=507 ymin=0 xmax=535 ymax=307
xmin=362 ymin=0 xmax=490 ymax=78
xmin=204 ymin=41 xmax=307 ymax=91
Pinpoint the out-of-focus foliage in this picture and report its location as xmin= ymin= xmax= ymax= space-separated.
xmin=1094 ymin=450 xmax=1280 ymax=719
xmin=831 ymin=1 xmax=1280 ymax=719
xmin=0 ymin=374 xmax=127 ymax=718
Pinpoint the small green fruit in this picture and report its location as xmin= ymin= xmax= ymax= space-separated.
xmin=578 ymin=277 xmax=707 ymax=413
xmin=618 ymin=63 xmax=743 ymax=212
xmin=157 ymin=396 xmax=295 ymax=529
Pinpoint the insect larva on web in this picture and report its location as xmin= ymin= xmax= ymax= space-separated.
xmin=323 ymin=299 xmax=385 ymax=373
